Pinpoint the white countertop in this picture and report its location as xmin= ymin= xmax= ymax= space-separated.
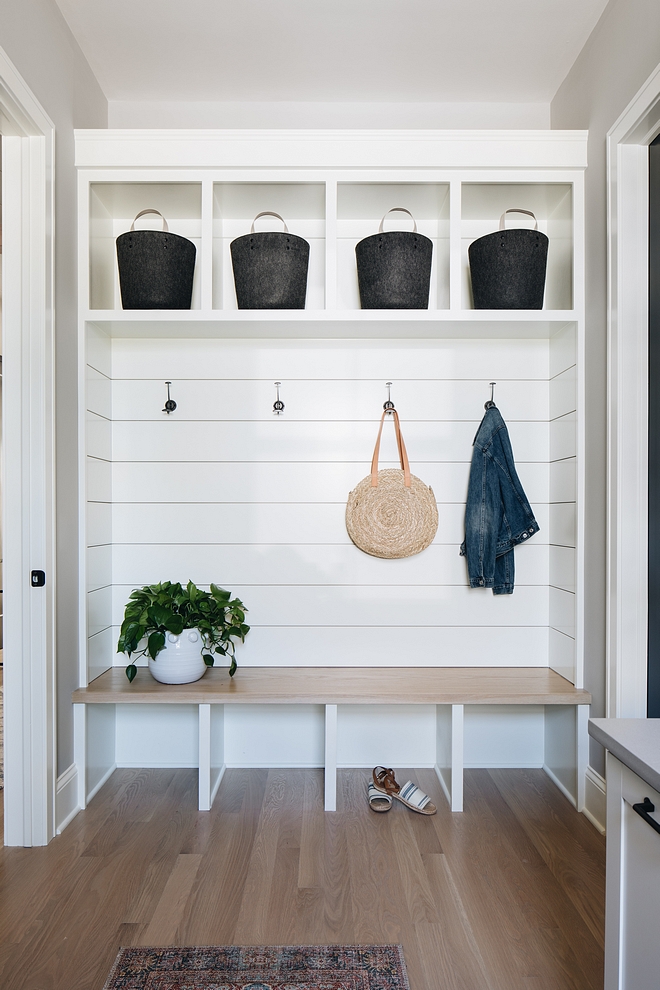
xmin=589 ymin=718 xmax=660 ymax=793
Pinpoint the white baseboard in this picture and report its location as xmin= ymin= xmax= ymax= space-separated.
xmin=56 ymin=764 xmax=81 ymax=833
xmin=543 ymin=763 xmax=577 ymax=808
xmin=583 ymin=765 xmax=606 ymax=833
xmin=87 ymin=762 xmax=117 ymax=804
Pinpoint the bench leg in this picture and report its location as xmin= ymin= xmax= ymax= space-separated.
xmin=324 ymin=704 xmax=338 ymax=811
xmin=198 ymin=703 xmax=225 ymax=812
xmin=435 ymin=703 xmax=464 ymax=812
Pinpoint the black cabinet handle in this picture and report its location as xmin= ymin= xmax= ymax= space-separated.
xmin=632 ymin=797 xmax=660 ymax=835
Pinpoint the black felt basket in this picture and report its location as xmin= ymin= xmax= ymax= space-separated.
xmin=468 ymin=209 xmax=549 ymax=310
xmin=355 ymin=208 xmax=433 ymax=309
xmin=231 ymin=212 xmax=310 ymax=309
xmin=116 ymin=210 xmax=196 ymax=310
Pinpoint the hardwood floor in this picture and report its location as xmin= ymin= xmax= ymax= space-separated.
xmin=0 ymin=767 xmax=605 ymax=990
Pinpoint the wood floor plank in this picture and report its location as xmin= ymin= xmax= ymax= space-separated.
xmin=0 ymin=767 xmax=604 ymax=990
xmin=139 ymin=854 xmax=203 ymax=945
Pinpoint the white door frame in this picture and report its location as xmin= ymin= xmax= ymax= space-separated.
xmin=607 ymin=64 xmax=660 ymax=719
xmin=0 ymin=49 xmax=56 ymax=845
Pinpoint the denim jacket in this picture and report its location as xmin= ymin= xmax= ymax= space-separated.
xmin=459 ymin=405 xmax=539 ymax=595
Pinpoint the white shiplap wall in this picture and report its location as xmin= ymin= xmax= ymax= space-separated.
xmin=86 ymin=330 xmax=569 ymax=768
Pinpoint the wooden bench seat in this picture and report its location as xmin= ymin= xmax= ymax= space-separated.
xmin=73 ymin=666 xmax=591 ymax=813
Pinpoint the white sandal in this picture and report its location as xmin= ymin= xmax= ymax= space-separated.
xmin=368 ymin=780 xmax=393 ymax=812
xmin=372 ymin=766 xmax=437 ymax=816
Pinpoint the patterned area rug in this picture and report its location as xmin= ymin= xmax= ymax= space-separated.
xmin=103 ymin=945 xmax=410 ymax=990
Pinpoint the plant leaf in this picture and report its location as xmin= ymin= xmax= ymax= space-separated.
xmin=125 ymin=663 xmax=137 ymax=683
xmin=203 ymin=653 xmax=214 ymax=667
xmin=229 ymin=657 xmax=237 ymax=677
xmin=147 ymin=631 xmax=166 ymax=659
xmin=165 ymin=613 xmax=185 ymax=635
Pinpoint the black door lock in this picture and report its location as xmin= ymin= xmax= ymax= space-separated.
xmin=31 ymin=570 xmax=46 ymax=587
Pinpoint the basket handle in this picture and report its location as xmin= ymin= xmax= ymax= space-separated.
xmin=131 ymin=209 xmax=169 ymax=232
xmin=251 ymin=211 xmax=289 ymax=234
xmin=371 ymin=409 xmax=411 ymax=488
xmin=498 ymin=208 xmax=538 ymax=231
xmin=378 ymin=207 xmax=418 ymax=234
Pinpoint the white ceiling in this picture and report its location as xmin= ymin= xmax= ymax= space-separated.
xmin=55 ymin=0 xmax=610 ymax=105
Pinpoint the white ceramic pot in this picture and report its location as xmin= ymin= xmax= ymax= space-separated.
xmin=148 ymin=627 xmax=208 ymax=684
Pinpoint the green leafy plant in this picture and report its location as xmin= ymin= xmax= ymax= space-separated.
xmin=117 ymin=580 xmax=249 ymax=682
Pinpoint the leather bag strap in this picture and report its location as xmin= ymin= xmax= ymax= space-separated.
xmin=378 ymin=207 xmax=417 ymax=234
xmin=370 ymin=409 xmax=411 ymax=488
xmin=131 ymin=209 xmax=169 ymax=232
xmin=250 ymin=211 xmax=289 ymax=233
xmin=498 ymin=208 xmax=538 ymax=230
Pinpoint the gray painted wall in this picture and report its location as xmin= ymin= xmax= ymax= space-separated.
xmin=0 ymin=0 xmax=107 ymax=774
xmin=551 ymin=0 xmax=660 ymax=773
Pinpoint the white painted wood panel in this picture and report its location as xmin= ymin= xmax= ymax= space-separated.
xmin=115 ymin=704 xmax=199 ymax=767
xmin=549 ymin=457 xmax=575 ymax=502
xmin=87 ymin=586 xmax=113 ymax=639
xmin=549 ymin=586 xmax=575 ymax=640
xmin=111 ymin=459 xmax=550 ymax=505
xmin=110 ymin=337 xmax=550 ymax=381
xmin=550 ymin=365 xmax=576 ymax=420
xmin=550 ymin=545 xmax=576 ymax=594
xmin=110 ymin=542 xmax=548 ymax=587
xmin=110 ymin=583 xmax=548 ymax=627
xmin=87 ymin=411 xmax=112 ymax=461
xmin=549 ymin=323 xmax=576 ymax=379
xmin=549 ymin=502 xmax=576 ymax=548
xmin=224 ymin=704 xmax=325 ymax=767
xmin=87 ymin=323 xmax=112 ymax=377
xmin=87 ymin=545 xmax=111 ymax=593
xmin=336 ymin=705 xmax=436 ymax=767
xmin=87 ymin=367 xmax=112 ymax=419
xmin=111 ymin=501 xmax=550 ymax=546
xmin=111 ymin=419 xmax=549 ymax=463
xmin=87 ymin=501 xmax=112 ymax=547
xmin=549 ymin=626 xmax=575 ymax=683
xmin=87 ymin=456 xmax=112 ymax=502
xmin=88 ymin=627 xmax=117 ymax=683
xmin=549 ymin=411 xmax=576 ymax=462
xmin=463 ymin=705 xmax=544 ymax=768
xmin=110 ymin=377 xmax=549 ymax=422
xmin=111 ymin=623 xmax=549 ymax=669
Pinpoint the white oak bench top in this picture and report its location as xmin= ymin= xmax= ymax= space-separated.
xmin=73 ymin=666 xmax=591 ymax=706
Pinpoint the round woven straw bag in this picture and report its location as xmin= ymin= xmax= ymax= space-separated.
xmin=346 ymin=409 xmax=438 ymax=558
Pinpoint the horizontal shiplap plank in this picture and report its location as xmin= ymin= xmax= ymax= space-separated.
xmin=549 ymin=501 xmax=576 ymax=548
xmin=111 ymin=337 xmax=550 ymax=381
xmin=549 ymin=411 xmax=575 ymax=462
xmin=87 ymin=626 xmax=116 ymax=684
xmin=104 ymin=623 xmax=550 ymax=669
xmin=549 ymin=365 xmax=575 ymax=421
xmin=549 ymin=457 xmax=575 ymax=502
xmin=110 ymin=378 xmax=549 ymax=423
xmin=549 ymin=586 xmax=575 ymax=640
xmin=87 ymin=545 xmax=111 ymax=594
xmin=110 ymin=583 xmax=548 ymax=627
xmin=549 ymin=626 xmax=576 ymax=684
xmin=111 ymin=459 xmax=550 ymax=504
xmin=549 ymin=323 xmax=576 ymax=379
xmin=87 ymin=323 xmax=112 ymax=377
xmin=87 ymin=456 xmax=112 ymax=502
xmin=87 ymin=366 xmax=112 ymax=419
xmin=88 ymin=586 xmax=113 ymax=639
xmin=550 ymin=545 xmax=575 ymax=594
xmin=111 ymin=501 xmax=550 ymax=546
xmin=87 ymin=411 xmax=112 ymax=461
xmin=111 ymin=541 xmax=548 ymax=587
xmin=87 ymin=501 xmax=112 ymax=548
xmin=112 ymin=419 xmax=549 ymax=463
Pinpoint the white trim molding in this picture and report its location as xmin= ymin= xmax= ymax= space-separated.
xmin=0 ymin=45 xmax=56 ymax=846
xmin=607 ymin=62 xmax=660 ymax=719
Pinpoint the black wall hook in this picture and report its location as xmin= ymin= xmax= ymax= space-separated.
xmin=485 ymin=382 xmax=496 ymax=409
xmin=162 ymin=381 xmax=177 ymax=414
xmin=383 ymin=381 xmax=395 ymax=413
xmin=273 ymin=381 xmax=285 ymax=415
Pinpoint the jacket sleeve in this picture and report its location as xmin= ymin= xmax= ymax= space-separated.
xmin=462 ymin=443 xmax=504 ymax=588
xmin=490 ymin=424 xmax=539 ymax=553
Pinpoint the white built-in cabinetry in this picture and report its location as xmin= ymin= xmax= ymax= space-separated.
xmin=76 ymin=130 xmax=586 ymax=809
